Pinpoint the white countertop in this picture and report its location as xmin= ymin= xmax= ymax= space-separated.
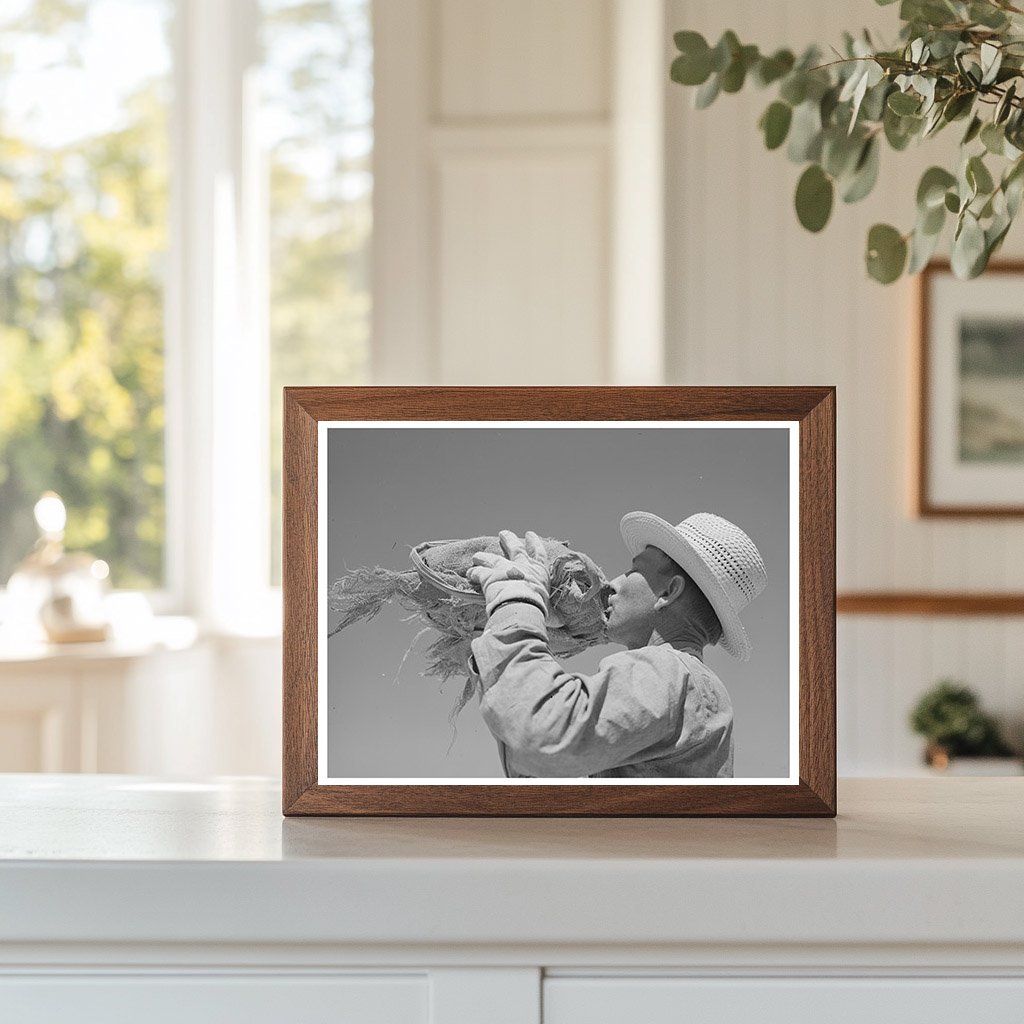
xmin=2 ymin=775 xmax=1022 ymax=951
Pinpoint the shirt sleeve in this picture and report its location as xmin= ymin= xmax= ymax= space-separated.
xmin=469 ymin=601 xmax=691 ymax=777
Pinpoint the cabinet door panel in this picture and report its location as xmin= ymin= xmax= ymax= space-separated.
xmin=0 ymin=975 xmax=428 ymax=1024
xmin=545 ymin=977 xmax=1024 ymax=1023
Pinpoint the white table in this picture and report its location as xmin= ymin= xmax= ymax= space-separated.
xmin=1 ymin=775 xmax=1022 ymax=1023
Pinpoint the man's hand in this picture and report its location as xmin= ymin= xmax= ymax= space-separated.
xmin=469 ymin=530 xmax=551 ymax=619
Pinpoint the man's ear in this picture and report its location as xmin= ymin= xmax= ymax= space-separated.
xmin=653 ymin=574 xmax=686 ymax=610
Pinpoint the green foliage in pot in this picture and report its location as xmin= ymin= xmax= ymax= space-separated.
xmin=670 ymin=0 xmax=1024 ymax=283
xmin=909 ymin=679 xmax=1016 ymax=757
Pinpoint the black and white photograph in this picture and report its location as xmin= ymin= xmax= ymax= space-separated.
xmin=320 ymin=421 xmax=797 ymax=784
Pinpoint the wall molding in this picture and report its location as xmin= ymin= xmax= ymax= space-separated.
xmin=838 ymin=593 xmax=1024 ymax=616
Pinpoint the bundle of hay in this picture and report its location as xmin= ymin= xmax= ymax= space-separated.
xmin=329 ymin=536 xmax=609 ymax=714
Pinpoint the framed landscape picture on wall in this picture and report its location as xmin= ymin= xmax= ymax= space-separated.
xmin=282 ymin=386 xmax=836 ymax=817
xmin=918 ymin=261 xmax=1024 ymax=517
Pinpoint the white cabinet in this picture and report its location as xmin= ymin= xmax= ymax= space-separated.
xmin=2 ymin=777 xmax=1022 ymax=1023
xmin=2 ymin=975 xmax=428 ymax=1024
xmin=544 ymin=977 xmax=1024 ymax=1024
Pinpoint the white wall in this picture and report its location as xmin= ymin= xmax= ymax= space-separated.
xmin=665 ymin=0 xmax=1024 ymax=772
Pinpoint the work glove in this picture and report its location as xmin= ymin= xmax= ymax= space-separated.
xmin=468 ymin=529 xmax=552 ymax=619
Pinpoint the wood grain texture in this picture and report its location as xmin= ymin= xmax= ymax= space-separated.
xmin=838 ymin=593 xmax=1024 ymax=616
xmin=916 ymin=260 xmax=1024 ymax=518
xmin=282 ymin=392 xmax=319 ymax=813
xmin=282 ymin=387 xmax=836 ymax=817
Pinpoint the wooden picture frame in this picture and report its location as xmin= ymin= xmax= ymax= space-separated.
xmin=917 ymin=260 xmax=1024 ymax=517
xmin=283 ymin=387 xmax=835 ymax=816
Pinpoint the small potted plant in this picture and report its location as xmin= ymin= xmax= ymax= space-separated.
xmin=910 ymin=680 xmax=1021 ymax=773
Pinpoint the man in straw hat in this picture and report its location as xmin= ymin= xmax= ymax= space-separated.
xmin=467 ymin=512 xmax=767 ymax=778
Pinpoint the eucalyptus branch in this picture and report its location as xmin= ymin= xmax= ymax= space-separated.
xmin=670 ymin=3 xmax=1024 ymax=283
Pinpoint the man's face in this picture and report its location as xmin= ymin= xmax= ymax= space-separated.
xmin=604 ymin=546 xmax=678 ymax=648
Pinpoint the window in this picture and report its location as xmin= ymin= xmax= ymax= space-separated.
xmin=0 ymin=0 xmax=173 ymax=589
xmin=261 ymin=0 xmax=373 ymax=583
xmin=0 ymin=0 xmax=373 ymax=623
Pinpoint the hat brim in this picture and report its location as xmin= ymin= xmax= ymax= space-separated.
xmin=620 ymin=511 xmax=751 ymax=661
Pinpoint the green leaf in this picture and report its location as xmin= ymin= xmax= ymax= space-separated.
xmin=866 ymin=223 xmax=908 ymax=283
xmin=779 ymin=74 xmax=807 ymax=106
xmin=981 ymin=122 xmax=1005 ymax=155
xmin=942 ymin=91 xmax=974 ymax=123
xmin=721 ymin=44 xmax=759 ymax=93
xmin=842 ymin=137 xmax=880 ymax=203
xmin=822 ymin=128 xmax=863 ymax=178
xmin=921 ymin=199 xmax=946 ymax=235
xmin=1003 ymin=157 xmax=1024 ymax=217
xmin=884 ymin=106 xmax=923 ymax=150
xmin=795 ymin=164 xmax=834 ymax=232
xmin=944 ymin=190 xmax=961 ymax=213
xmin=710 ymin=31 xmax=740 ymax=73
xmin=962 ymin=115 xmax=983 ymax=145
xmin=995 ymin=82 xmax=1017 ymax=125
xmin=671 ymin=32 xmax=712 ymax=85
xmin=671 ymin=54 xmax=710 ymax=87
xmin=951 ymin=211 xmax=986 ymax=278
xmin=787 ymin=101 xmax=823 ymax=162
xmin=917 ymin=166 xmax=957 ymax=210
xmin=980 ymin=41 xmax=1002 ymax=86
xmin=967 ymin=154 xmax=995 ymax=196
xmin=888 ymin=91 xmax=921 ymax=116
xmin=861 ymin=80 xmax=892 ymax=123
xmin=753 ymin=49 xmax=795 ymax=87
xmin=694 ymin=73 xmax=721 ymax=109
xmin=969 ymin=2 xmax=1009 ymax=29
xmin=908 ymin=220 xmax=943 ymax=273
xmin=760 ymin=101 xmax=792 ymax=150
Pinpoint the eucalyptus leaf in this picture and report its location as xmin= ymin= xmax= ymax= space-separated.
xmin=1006 ymin=172 xmax=1024 ymax=218
xmin=787 ymin=100 xmax=824 ymax=162
xmin=721 ymin=44 xmax=759 ymax=93
xmin=951 ymin=211 xmax=986 ymax=278
xmin=944 ymin=190 xmax=960 ymax=213
xmin=942 ymin=92 xmax=974 ymax=122
xmin=760 ymin=101 xmax=793 ymax=150
xmin=917 ymin=166 xmax=957 ymax=210
xmin=884 ymin=106 xmax=922 ymax=149
xmin=694 ymin=73 xmax=721 ymax=109
xmin=779 ymin=73 xmax=807 ymax=106
xmin=795 ymin=164 xmax=834 ymax=232
xmin=967 ymin=154 xmax=995 ymax=195
xmin=842 ymin=137 xmax=880 ymax=203
xmin=888 ymin=90 xmax=921 ymax=115
xmin=962 ymin=115 xmax=983 ymax=145
xmin=822 ymin=128 xmax=864 ymax=178
xmin=921 ymin=200 xmax=946 ymax=235
xmin=970 ymin=2 xmax=1009 ymax=30
xmin=866 ymin=223 xmax=908 ymax=283
xmin=980 ymin=122 xmax=1005 ymax=155
xmin=908 ymin=221 xmax=943 ymax=273
xmin=861 ymin=80 xmax=892 ymax=122
xmin=754 ymin=49 xmax=795 ymax=87
xmin=981 ymin=42 xmax=1003 ymax=87
xmin=710 ymin=31 xmax=740 ymax=73
xmin=995 ymin=82 xmax=1017 ymax=124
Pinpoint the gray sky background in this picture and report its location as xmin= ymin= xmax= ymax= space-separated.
xmin=326 ymin=425 xmax=792 ymax=779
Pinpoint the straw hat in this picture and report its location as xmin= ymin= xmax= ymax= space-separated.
xmin=619 ymin=511 xmax=767 ymax=661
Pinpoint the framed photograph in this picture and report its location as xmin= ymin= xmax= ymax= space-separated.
xmin=283 ymin=387 xmax=835 ymax=816
xmin=917 ymin=261 xmax=1024 ymax=517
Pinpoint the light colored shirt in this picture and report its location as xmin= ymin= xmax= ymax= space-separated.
xmin=470 ymin=602 xmax=734 ymax=778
